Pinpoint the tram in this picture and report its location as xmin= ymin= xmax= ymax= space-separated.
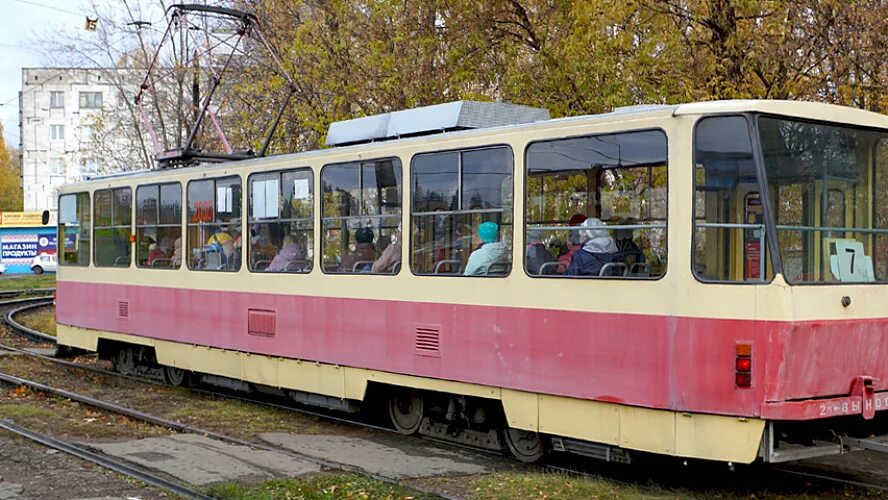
xmin=55 ymin=100 xmax=888 ymax=464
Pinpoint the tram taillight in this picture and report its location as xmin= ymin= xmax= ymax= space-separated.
xmin=735 ymin=343 xmax=752 ymax=388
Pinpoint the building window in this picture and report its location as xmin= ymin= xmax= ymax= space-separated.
xmin=79 ymin=91 xmax=103 ymax=109
xmin=248 ymin=168 xmax=313 ymax=273
xmin=49 ymin=91 xmax=64 ymax=109
xmin=59 ymin=192 xmax=90 ymax=266
xmin=50 ymin=124 xmax=65 ymax=141
xmin=49 ymin=158 xmax=66 ymax=176
xmin=321 ymin=158 xmax=401 ymax=274
xmin=187 ymin=176 xmax=242 ymax=271
xmin=525 ymin=130 xmax=668 ymax=278
xmin=136 ymin=183 xmax=182 ymax=269
xmin=93 ymin=187 xmax=132 ymax=267
xmin=411 ymin=147 xmax=513 ymax=276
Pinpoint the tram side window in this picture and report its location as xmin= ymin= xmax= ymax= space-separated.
xmin=249 ymin=168 xmax=314 ymax=273
xmin=321 ymin=158 xmax=401 ymax=274
xmin=136 ymin=183 xmax=182 ymax=269
xmin=58 ymin=192 xmax=90 ymax=266
xmin=93 ymin=188 xmax=132 ymax=267
xmin=411 ymin=147 xmax=513 ymax=276
xmin=693 ymin=116 xmax=772 ymax=282
xmin=187 ymin=176 xmax=242 ymax=271
xmin=525 ymin=131 xmax=667 ymax=278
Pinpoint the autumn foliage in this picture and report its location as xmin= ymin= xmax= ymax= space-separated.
xmin=220 ymin=0 xmax=888 ymax=154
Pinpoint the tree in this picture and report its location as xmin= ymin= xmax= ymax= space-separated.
xmin=0 ymin=124 xmax=24 ymax=211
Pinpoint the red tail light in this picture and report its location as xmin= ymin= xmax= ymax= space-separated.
xmin=735 ymin=343 xmax=752 ymax=388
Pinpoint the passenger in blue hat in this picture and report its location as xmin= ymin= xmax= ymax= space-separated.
xmin=464 ymin=221 xmax=509 ymax=275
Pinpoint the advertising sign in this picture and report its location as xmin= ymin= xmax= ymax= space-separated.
xmin=0 ymin=212 xmax=50 ymax=227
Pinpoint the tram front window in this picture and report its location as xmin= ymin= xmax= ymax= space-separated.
xmin=758 ymin=117 xmax=888 ymax=283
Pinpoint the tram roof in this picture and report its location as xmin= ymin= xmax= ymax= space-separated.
xmin=72 ymin=99 xmax=888 ymax=188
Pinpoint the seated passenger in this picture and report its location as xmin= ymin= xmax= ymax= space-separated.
xmin=266 ymin=234 xmax=304 ymax=272
xmin=556 ymin=213 xmax=587 ymax=273
xmin=339 ymin=227 xmax=377 ymax=272
xmin=565 ymin=218 xmax=619 ymax=276
xmin=464 ymin=222 xmax=508 ymax=275
xmin=615 ymin=219 xmax=645 ymax=267
xmin=146 ymin=243 xmax=167 ymax=265
xmin=171 ymin=237 xmax=182 ymax=266
xmin=371 ymin=224 xmax=401 ymax=273
xmin=525 ymin=229 xmax=553 ymax=275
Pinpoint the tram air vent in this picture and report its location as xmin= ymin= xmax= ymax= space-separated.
xmin=414 ymin=325 xmax=441 ymax=357
xmin=325 ymin=101 xmax=550 ymax=147
xmin=117 ymin=301 xmax=129 ymax=318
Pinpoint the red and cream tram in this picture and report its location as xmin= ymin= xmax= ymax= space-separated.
xmin=55 ymin=100 xmax=888 ymax=464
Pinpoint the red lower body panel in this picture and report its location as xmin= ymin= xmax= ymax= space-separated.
xmin=56 ymin=281 xmax=888 ymax=419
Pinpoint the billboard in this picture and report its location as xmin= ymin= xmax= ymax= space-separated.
xmin=0 ymin=211 xmax=55 ymax=228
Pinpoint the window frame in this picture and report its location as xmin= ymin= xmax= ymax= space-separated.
xmin=319 ymin=156 xmax=403 ymax=276
xmin=50 ymin=124 xmax=65 ymax=141
xmin=58 ymin=191 xmax=91 ymax=267
xmin=246 ymin=167 xmax=315 ymax=274
xmin=523 ymin=128 xmax=669 ymax=280
xmin=135 ymin=182 xmax=182 ymax=270
xmin=185 ymin=175 xmax=243 ymax=272
xmin=49 ymin=91 xmax=64 ymax=109
xmin=92 ymin=186 xmax=133 ymax=268
xmin=79 ymin=91 xmax=103 ymax=109
xmin=691 ymin=113 xmax=781 ymax=285
xmin=409 ymin=143 xmax=515 ymax=278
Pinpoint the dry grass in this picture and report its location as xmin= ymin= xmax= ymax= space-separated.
xmin=0 ymin=274 xmax=55 ymax=291
xmin=15 ymin=307 xmax=56 ymax=336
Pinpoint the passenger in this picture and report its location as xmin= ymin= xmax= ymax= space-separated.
xmin=146 ymin=243 xmax=167 ymax=265
xmin=565 ymin=218 xmax=619 ymax=276
xmin=372 ymin=224 xmax=401 ymax=273
xmin=339 ymin=227 xmax=376 ymax=272
xmin=171 ymin=237 xmax=182 ymax=266
xmin=614 ymin=219 xmax=645 ymax=267
xmin=556 ymin=213 xmax=587 ymax=273
xmin=464 ymin=221 xmax=508 ymax=275
xmin=266 ymin=234 xmax=304 ymax=272
xmin=207 ymin=226 xmax=233 ymax=255
xmin=206 ymin=226 xmax=234 ymax=268
xmin=526 ymin=229 xmax=553 ymax=275
xmin=251 ymin=225 xmax=276 ymax=259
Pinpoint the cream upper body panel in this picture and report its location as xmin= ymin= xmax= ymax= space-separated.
xmin=57 ymin=101 xmax=888 ymax=323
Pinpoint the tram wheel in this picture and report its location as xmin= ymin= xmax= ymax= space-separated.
xmin=503 ymin=427 xmax=546 ymax=463
xmin=114 ymin=347 xmax=135 ymax=375
xmin=163 ymin=366 xmax=187 ymax=386
xmin=388 ymin=390 xmax=424 ymax=435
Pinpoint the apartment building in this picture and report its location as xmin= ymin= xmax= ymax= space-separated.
xmin=18 ymin=67 xmax=140 ymax=213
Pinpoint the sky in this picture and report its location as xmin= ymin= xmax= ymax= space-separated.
xmin=0 ymin=0 xmax=170 ymax=149
xmin=0 ymin=0 xmax=86 ymax=147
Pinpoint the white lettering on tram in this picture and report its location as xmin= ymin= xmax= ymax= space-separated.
xmin=818 ymin=394 xmax=888 ymax=417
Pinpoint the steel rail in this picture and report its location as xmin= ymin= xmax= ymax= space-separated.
xmin=0 ymin=288 xmax=55 ymax=299
xmin=0 ymin=419 xmax=212 ymax=500
xmin=3 ymin=300 xmax=56 ymax=343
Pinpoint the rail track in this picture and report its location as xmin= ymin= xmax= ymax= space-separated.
xmin=2 ymin=292 xmax=887 ymax=498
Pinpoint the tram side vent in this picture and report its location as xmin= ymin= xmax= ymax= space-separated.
xmin=414 ymin=325 xmax=441 ymax=357
xmin=248 ymin=309 xmax=276 ymax=337
xmin=117 ymin=301 xmax=129 ymax=318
